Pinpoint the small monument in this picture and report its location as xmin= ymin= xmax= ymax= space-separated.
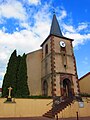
xmin=7 ymin=86 xmax=12 ymax=102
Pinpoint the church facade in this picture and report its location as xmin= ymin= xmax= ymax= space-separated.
xmin=26 ymin=14 xmax=80 ymax=97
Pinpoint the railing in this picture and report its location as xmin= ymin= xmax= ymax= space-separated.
xmin=46 ymin=96 xmax=62 ymax=106
xmin=47 ymin=96 xmax=74 ymax=106
xmin=46 ymin=100 xmax=53 ymax=106
xmin=52 ymin=97 xmax=74 ymax=115
xmin=43 ymin=96 xmax=74 ymax=118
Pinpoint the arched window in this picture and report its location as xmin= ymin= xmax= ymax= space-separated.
xmin=43 ymin=80 xmax=48 ymax=96
xmin=45 ymin=44 xmax=48 ymax=55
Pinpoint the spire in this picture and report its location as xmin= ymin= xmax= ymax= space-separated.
xmin=50 ymin=14 xmax=63 ymax=37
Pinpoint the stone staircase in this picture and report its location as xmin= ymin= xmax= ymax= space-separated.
xmin=43 ymin=97 xmax=73 ymax=118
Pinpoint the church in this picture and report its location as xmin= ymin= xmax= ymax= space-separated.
xmin=26 ymin=14 xmax=80 ymax=98
xmin=0 ymin=14 xmax=90 ymax=120
xmin=1 ymin=14 xmax=90 ymax=119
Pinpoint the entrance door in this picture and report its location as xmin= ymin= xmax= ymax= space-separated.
xmin=63 ymin=79 xmax=72 ymax=98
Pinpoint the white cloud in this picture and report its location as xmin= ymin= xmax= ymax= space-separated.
xmin=0 ymin=30 xmax=42 ymax=54
xmin=63 ymin=24 xmax=75 ymax=33
xmin=0 ymin=70 xmax=5 ymax=87
xmin=63 ymin=22 xmax=90 ymax=47
xmin=64 ymin=32 xmax=90 ymax=47
xmin=77 ymin=23 xmax=88 ymax=32
xmin=0 ymin=2 xmax=52 ymax=82
xmin=0 ymin=14 xmax=50 ymax=83
xmin=0 ymin=28 xmax=43 ymax=83
xmin=28 ymin=0 xmax=41 ymax=5
xmin=0 ymin=0 xmax=28 ymax=22
xmin=0 ymin=80 xmax=3 ymax=88
xmin=33 ymin=3 xmax=51 ymax=39
xmin=0 ymin=52 xmax=8 ymax=61
xmin=22 ymin=0 xmax=41 ymax=5
xmin=0 ymin=71 xmax=5 ymax=79
xmin=58 ymin=9 xmax=67 ymax=20
xmin=0 ymin=0 xmax=90 ymax=84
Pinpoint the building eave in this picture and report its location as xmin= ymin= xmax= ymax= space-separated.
xmin=40 ymin=34 xmax=74 ymax=47
xmin=79 ymin=72 xmax=90 ymax=81
xmin=26 ymin=49 xmax=42 ymax=56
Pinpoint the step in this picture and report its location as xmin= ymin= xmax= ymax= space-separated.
xmin=43 ymin=97 xmax=74 ymax=118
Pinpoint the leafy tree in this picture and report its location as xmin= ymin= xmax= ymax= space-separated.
xmin=16 ymin=53 xmax=29 ymax=97
xmin=2 ymin=50 xmax=17 ymax=97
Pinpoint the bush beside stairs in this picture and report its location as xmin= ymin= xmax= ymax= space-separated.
xmin=43 ymin=97 xmax=73 ymax=118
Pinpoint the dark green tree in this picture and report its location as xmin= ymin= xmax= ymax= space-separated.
xmin=16 ymin=53 xmax=29 ymax=97
xmin=2 ymin=50 xmax=17 ymax=97
xmin=15 ymin=55 xmax=22 ymax=95
xmin=16 ymin=55 xmax=22 ymax=78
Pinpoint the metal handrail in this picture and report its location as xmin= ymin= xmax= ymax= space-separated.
xmin=47 ymin=100 xmax=53 ymax=106
xmin=46 ymin=96 xmax=74 ymax=106
xmin=46 ymin=96 xmax=62 ymax=106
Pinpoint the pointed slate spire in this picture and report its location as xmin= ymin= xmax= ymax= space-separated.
xmin=50 ymin=14 xmax=63 ymax=37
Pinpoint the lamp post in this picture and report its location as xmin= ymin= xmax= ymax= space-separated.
xmin=76 ymin=100 xmax=84 ymax=120
xmin=76 ymin=111 xmax=79 ymax=120
xmin=78 ymin=101 xmax=84 ymax=108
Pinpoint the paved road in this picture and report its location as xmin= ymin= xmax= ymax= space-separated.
xmin=0 ymin=117 xmax=51 ymax=120
xmin=0 ymin=117 xmax=90 ymax=120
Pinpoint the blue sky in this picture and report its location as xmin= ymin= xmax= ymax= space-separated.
xmin=0 ymin=0 xmax=90 ymax=87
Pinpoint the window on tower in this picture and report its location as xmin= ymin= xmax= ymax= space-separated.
xmin=45 ymin=44 xmax=48 ymax=55
xmin=43 ymin=80 xmax=48 ymax=96
xmin=61 ymin=47 xmax=66 ymax=52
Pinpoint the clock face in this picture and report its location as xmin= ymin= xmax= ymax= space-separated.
xmin=60 ymin=41 xmax=66 ymax=47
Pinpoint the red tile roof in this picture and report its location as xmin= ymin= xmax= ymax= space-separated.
xmin=79 ymin=72 xmax=90 ymax=81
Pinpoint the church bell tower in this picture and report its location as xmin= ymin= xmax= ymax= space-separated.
xmin=41 ymin=14 xmax=80 ymax=98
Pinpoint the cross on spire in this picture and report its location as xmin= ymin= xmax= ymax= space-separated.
xmin=52 ymin=7 xmax=55 ymax=14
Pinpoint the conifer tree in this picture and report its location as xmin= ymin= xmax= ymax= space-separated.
xmin=2 ymin=50 xmax=17 ymax=97
xmin=16 ymin=53 xmax=29 ymax=97
xmin=15 ymin=55 xmax=22 ymax=96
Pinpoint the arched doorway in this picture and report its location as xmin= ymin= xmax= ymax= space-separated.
xmin=43 ymin=80 xmax=48 ymax=96
xmin=63 ymin=79 xmax=73 ymax=98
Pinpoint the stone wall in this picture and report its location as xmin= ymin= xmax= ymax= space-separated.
xmin=0 ymin=98 xmax=90 ymax=118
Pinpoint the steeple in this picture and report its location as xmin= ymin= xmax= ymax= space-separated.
xmin=50 ymin=14 xmax=63 ymax=37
